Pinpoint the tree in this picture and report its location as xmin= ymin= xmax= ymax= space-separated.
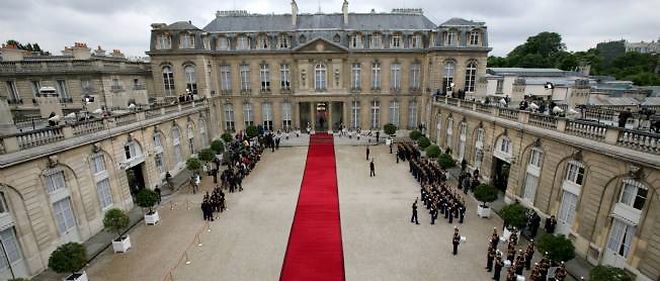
xmin=474 ymin=184 xmax=498 ymax=206
xmin=198 ymin=148 xmax=216 ymax=162
xmin=186 ymin=157 xmax=202 ymax=172
xmin=590 ymin=265 xmax=633 ymax=281
xmin=425 ymin=145 xmax=441 ymax=158
xmin=246 ymin=125 xmax=258 ymax=138
xmin=103 ymin=208 xmax=130 ymax=240
xmin=135 ymin=189 xmax=159 ymax=214
xmin=48 ymin=242 xmax=87 ymax=275
xmin=487 ymin=56 xmax=508 ymax=67
xmin=210 ymin=140 xmax=225 ymax=154
xmin=221 ymin=132 xmax=233 ymax=143
xmin=499 ymin=203 xmax=527 ymax=229
xmin=417 ymin=136 xmax=431 ymax=149
xmin=383 ymin=123 xmax=397 ymax=136
xmin=409 ymin=130 xmax=423 ymax=140
xmin=537 ymin=234 xmax=576 ymax=262
xmin=437 ymin=153 xmax=455 ymax=169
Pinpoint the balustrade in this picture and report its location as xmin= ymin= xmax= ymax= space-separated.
xmin=16 ymin=126 xmax=65 ymax=149
xmin=617 ymin=129 xmax=659 ymax=154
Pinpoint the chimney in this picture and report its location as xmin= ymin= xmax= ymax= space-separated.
xmin=111 ymin=49 xmax=125 ymax=59
xmin=64 ymin=42 xmax=91 ymax=60
xmin=342 ymin=0 xmax=349 ymax=25
xmin=291 ymin=0 xmax=298 ymax=26
xmin=94 ymin=46 xmax=106 ymax=56
xmin=0 ymin=44 xmax=27 ymax=61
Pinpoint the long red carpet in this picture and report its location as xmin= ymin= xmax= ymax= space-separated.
xmin=280 ymin=133 xmax=345 ymax=281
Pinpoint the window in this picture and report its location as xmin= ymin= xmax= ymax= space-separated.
xmin=315 ymin=63 xmax=327 ymax=91
xmin=31 ymin=80 xmax=42 ymax=97
xmin=388 ymin=101 xmax=400 ymax=127
xmin=237 ymin=36 xmax=250 ymax=50
xmin=187 ymin=124 xmax=195 ymax=154
xmin=371 ymin=33 xmax=382 ymax=49
xmin=217 ymin=37 xmax=229 ymax=50
xmin=262 ymin=103 xmax=273 ymax=131
xmin=91 ymin=154 xmax=106 ymax=174
xmin=443 ymin=62 xmax=455 ymax=94
xmin=529 ymin=149 xmax=543 ymax=168
xmin=180 ymin=33 xmax=195 ymax=49
xmin=351 ymin=101 xmax=360 ymax=129
xmin=391 ymin=34 xmax=402 ymax=48
xmin=53 ymin=198 xmax=76 ymax=235
xmin=410 ymin=63 xmax=421 ymax=90
xmin=56 ymin=80 xmax=69 ymax=99
xmin=469 ymin=30 xmax=480 ymax=45
xmin=351 ymin=34 xmax=363 ymax=48
xmin=202 ymin=37 xmax=211 ymax=50
xmin=446 ymin=118 xmax=454 ymax=148
xmin=558 ymin=190 xmax=578 ymax=225
xmin=407 ymin=101 xmax=418 ymax=129
xmin=464 ymin=61 xmax=477 ymax=93
xmin=619 ymin=180 xmax=647 ymax=210
xmin=351 ymin=63 xmax=361 ymax=90
xmin=0 ymin=228 xmax=23 ymax=271
xmin=162 ymin=66 xmax=175 ymax=96
xmin=496 ymin=79 xmax=504 ymax=93
xmin=607 ymin=219 xmax=636 ymax=258
xmin=153 ymin=133 xmax=164 ymax=150
xmin=240 ymin=64 xmax=251 ymax=91
xmin=220 ymin=65 xmax=231 ymax=92
xmin=411 ymin=34 xmax=422 ymax=48
xmin=257 ymin=35 xmax=269 ymax=49
xmin=370 ymin=100 xmax=380 ymax=129
xmin=124 ymin=141 xmax=141 ymax=160
xmin=523 ymin=173 xmax=539 ymax=203
xmin=133 ymin=79 xmax=141 ymax=89
xmin=371 ymin=62 xmax=381 ymax=89
xmin=565 ymin=161 xmax=585 ymax=186
xmin=499 ymin=137 xmax=512 ymax=154
xmin=96 ymin=179 xmax=113 ymax=209
xmin=155 ymin=153 xmax=165 ymax=174
xmin=391 ymin=63 xmax=401 ymax=90
xmin=172 ymin=127 xmax=182 ymax=165
xmin=243 ymin=103 xmax=254 ymax=127
xmin=157 ymin=34 xmax=172 ymax=49
xmin=260 ymin=64 xmax=271 ymax=92
xmin=446 ymin=31 xmax=457 ymax=46
xmin=45 ymin=170 xmax=66 ymax=193
xmin=278 ymin=35 xmax=290 ymax=49
xmin=0 ymin=193 xmax=8 ymax=214
xmin=282 ymin=102 xmax=292 ymax=129
xmin=224 ymin=104 xmax=235 ymax=132
xmin=184 ymin=65 xmax=197 ymax=94
xmin=280 ymin=64 xmax=291 ymax=89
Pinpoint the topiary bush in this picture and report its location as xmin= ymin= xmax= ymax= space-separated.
xmin=437 ymin=153 xmax=455 ymax=169
xmin=537 ymin=233 xmax=576 ymax=262
xmin=221 ymin=132 xmax=233 ymax=143
xmin=409 ymin=130 xmax=423 ymax=140
xmin=590 ymin=265 xmax=633 ymax=281
xmin=136 ymin=189 xmax=159 ymax=214
xmin=48 ymin=242 xmax=87 ymax=275
xmin=186 ymin=157 xmax=201 ymax=172
xmin=499 ymin=203 xmax=528 ymax=229
xmin=210 ymin=140 xmax=225 ymax=154
xmin=198 ymin=148 xmax=216 ymax=162
xmin=383 ymin=123 xmax=397 ymax=136
xmin=417 ymin=136 xmax=431 ymax=149
xmin=425 ymin=145 xmax=441 ymax=158
xmin=103 ymin=208 xmax=130 ymax=240
xmin=246 ymin=125 xmax=258 ymax=138
xmin=474 ymin=183 xmax=498 ymax=206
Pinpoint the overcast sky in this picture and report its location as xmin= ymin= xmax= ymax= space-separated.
xmin=1 ymin=0 xmax=658 ymax=57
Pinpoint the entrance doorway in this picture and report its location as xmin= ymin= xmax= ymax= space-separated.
xmin=126 ymin=163 xmax=146 ymax=201
xmin=316 ymin=102 xmax=328 ymax=131
xmin=492 ymin=157 xmax=511 ymax=191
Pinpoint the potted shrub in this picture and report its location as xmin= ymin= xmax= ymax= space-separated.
xmin=210 ymin=140 xmax=225 ymax=154
xmin=221 ymin=132 xmax=233 ymax=143
xmin=537 ymin=233 xmax=576 ymax=262
xmin=246 ymin=125 xmax=258 ymax=138
xmin=103 ymin=208 xmax=131 ymax=253
xmin=409 ymin=130 xmax=423 ymax=141
xmin=417 ymin=136 xmax=431 ymax=149
xmin=474 ymin=183 xmax=498 ymax=218
xmin=383 ymin=123 xmax=397 ymax=137
xmin=425 ymin=145 xmax=441 ymax=158
xmin=48 ymin=242 xmax=88 ymax=281
xmin=499 ymin=203 xmax=527 ymax=241
xmin=590 ymin=265 xmax=633 ymax=281
xmin=136 ymin=189 xmax=160 ymax=225
xmin=437 ymin=153 xmax=456 ymax=169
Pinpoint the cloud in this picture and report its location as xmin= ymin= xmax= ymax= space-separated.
xmin=0 ymin=0 xmax=657 ymax=57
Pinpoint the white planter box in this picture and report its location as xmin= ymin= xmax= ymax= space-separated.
xmin=112 ymin=235 xmax=131 ymax=253
xmin=145 ymin=211 xmax=160 ymax=225
xmin=64 ymin=271 xmax=88 ymax=281
xmin=477 ymin=205 xmax=491 ymax=218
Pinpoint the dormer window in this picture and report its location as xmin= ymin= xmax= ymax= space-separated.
xmin=446 ymin=31 xmax=457 ymax=46
xmin=391 ymin=34 xmax=402 ymax=48
xmin=217 ymin=37 xmax=230 ymax=50
xmin=351 ymin=34 xmax=363 ymax=49
xmin=237 ymin=36 xmax=250 ymax=50
xmin=202 ymin=36 xmax=211 ymax=50
xmin=157 ymin=34 xmax=172 ymax=49
xmin=411 ymin=34 xmax=422 ymax=48
xmin=469 ymin=30 xmax=480 ymax=46
xmin=257 ymin=35 xmax=269 ymax=49
xmin=371 ymin=33 xmax=382 ymax=49
xmin=180 ymin=33 xmax=195 ymax=49
xmin=278 ymin=35 xmax=289 ymax=49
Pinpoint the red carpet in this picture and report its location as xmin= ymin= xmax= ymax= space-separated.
xmin=280 ymin=133 xmax=345 ymax=281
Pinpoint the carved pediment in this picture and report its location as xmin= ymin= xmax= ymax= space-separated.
xmin=293 ymin=37 xmax=348 ymax=54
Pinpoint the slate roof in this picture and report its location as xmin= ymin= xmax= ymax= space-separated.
xmin=440 ymin=17 xmax=484 ymax=26
xmin=167 ymin=21 xmax=200 ymax=30
xmin=203 ymin=13 xmax=436 ymax=32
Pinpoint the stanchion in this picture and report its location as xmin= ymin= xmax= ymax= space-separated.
xmin=184 ymin=251 xmax=191 ymax=265
xmin=170 ymin=201 xmax=174 ymax=211
xmin=186 ymin=200 xmax=190 ymax=210
xmin=196 ymin=233 xmax=203 ymax=247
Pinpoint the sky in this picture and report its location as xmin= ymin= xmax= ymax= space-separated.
xmin=1 ymin=0 xmax=658 ymax=57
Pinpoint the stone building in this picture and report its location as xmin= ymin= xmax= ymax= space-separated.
xmin=430 ymin=97 xmax=659 ymax=281
xmin=146 ymin=2 xmax=490 ymax=133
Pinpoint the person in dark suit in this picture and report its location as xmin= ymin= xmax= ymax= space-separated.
xmin=369 ymin=159 xmax=375 ymax=177
xmin=366 ymin=146 xmax=370 ymax=160
xmin=493 ymin=253 xmax=504 ymax=281
xmin=452 ymin=231 xmax=461 ymax=255
xmin=410 ymin=199 xmax=419 ymax=224
xmin=486 ymin=246 xmax=495 ymax=272
xmin=545 ymin=215 xmax=557 ymax=233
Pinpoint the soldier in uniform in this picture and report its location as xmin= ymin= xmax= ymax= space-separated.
xmin=430 ymin=205 xmax=438 ymax=225
xmin=524 ymin=241 xmax=535 ymax=270
xmin=493 ymin=253 xmax=504 ymax=281
xmin=452 ymin=231 xmax=461 ymax=255
xmin=410 ymin=199 xmax=419 ymax=224
xmin=486 ymin=246 xmax=495 ymax=272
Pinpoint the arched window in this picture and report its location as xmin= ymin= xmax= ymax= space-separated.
xmin=315 ymin=63 xmax=327 ymax=91
xmin=187 ymin=124 xmax=195 ymax=154
xmin=123 ymin=141 xmax=142 ymax=160
xmin=443 ymin=62 xmax=455 ymax=94
xmin=618 ymin=179 xmax=647 ymax=211
xmin=162 ymin=66 xmax=175 ymax=96
xmin=523 ymin=148 xmax=544 ymax=204
xmin=153 ymin=133 xmax=166 ymax=174
xmin=458 ymin=122 xmax=467 ymax=161
xmin=199 ymin=119 xmax=208 ymax=148
xmin=172 ymin=127 xmax=183 ymax=165
xmin=184 ymin=65 xmax=197 ymax=95
xmin=493 ymin=135 xmax=512 ymax=163
xmin=257 ymin=34 xmax=269 ymax=49
xmin=464 ymin=61 xmax=477 ymax=93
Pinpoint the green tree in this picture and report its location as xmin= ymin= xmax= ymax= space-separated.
xmin=499 ymin=203 xmax=527 ymax=229
xmin=437 ymin=153 xmax=455 ymax=169
xmin=409 ymin=130 xmax=423 ymax=140
xmin=48 ymin=242 xmax=87 ymax=275
xmin=221 ymin=132 xmax=233 ymax=143
xmin=487 ymin=56 xmax=508 ymax=67
xmin=210 ymin=140 xmax=225 ymax=154
xmin=135 ymin=189 xmax=159 ymax=213
xmin=425 ymin=144 xmax=441 ymax=158
xmin=383 ymin=123 xmax=397 ymax=136
xmin=246 ymin=125 xmax=258 ymax=138
xmin=537 ymin=234 xmax=576 ymax=262
xmin=103 ymin=208 xmax=130 ymax=239
xmin=417 ymin=136 xmax=431 ymax=149
xmin=590 ymin=265 xmax=633 ymax=281
xmin=198 ymin=148 xmax=216 ymax=162
xmin=474 ymin=183 xmax=498 ymax=205
xmin=186 ymin=157 xmax=202 ymax=172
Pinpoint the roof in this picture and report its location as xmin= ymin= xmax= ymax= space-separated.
xmin=203 ymin=12 xmax=436 ymax=32
xmin=641 ymin=97 xmax=660 ymax=106
xmin=167 ymin=21 xmax=200 ymax=30
xmin=487 ymin=68 xmax=574 ymax=77
xmin=588 ymin=96 xmax=640 ymax=106
xmin=439 ymin=17 xmax=484 ymax=26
